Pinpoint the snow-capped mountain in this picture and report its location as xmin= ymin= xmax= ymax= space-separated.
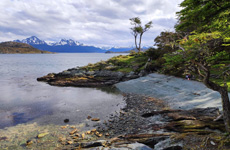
xmin=14 ymin=36 xmax=47 ymax=45
xmin=51 ymin=39 xmax=82 ymax=46
xmin=13 ymin=36 xmax=139 ymax=53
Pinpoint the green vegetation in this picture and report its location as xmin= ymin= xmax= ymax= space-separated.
xmin=82 ymin=1 xmax=230 ymax=133
xmin=64 ymin=2 xmax=230 ymax=131
xmin=81 ymin=52 xmax=150 ymax=73
xmin=149 ymin=0 xmax=230 ymax=132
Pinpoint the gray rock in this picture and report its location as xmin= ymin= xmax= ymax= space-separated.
xmin=138 ymin=70 xmax=147 ymax=77
xmin=95 ymin=71 xmax=125 ymax=79
xmin=86 ymin=71 xmax=95 ymax=76
xmin=73 ymin=72 xmax=85 ymax=77
xmin=60 ymin=71 xmax=71 ymax=75
xmin=127 ymin=71 xmax=139 ymax=79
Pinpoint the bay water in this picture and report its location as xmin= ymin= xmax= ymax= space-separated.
xmin=0 ymin=53 xmax=125 ymax=129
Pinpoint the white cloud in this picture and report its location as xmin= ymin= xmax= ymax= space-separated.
xmin=0 ymin=0 xmax=183 ymax=46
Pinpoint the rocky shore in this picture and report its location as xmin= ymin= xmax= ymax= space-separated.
xmin=1 ymin=93 xmax=228 ymax=149
xmin=36 ymin=62 xmax=230 ymax=149
xmin=37 ymin=67 xmax=147 ymax=87
xmin=48 ymin=94 xmax=228 ymax=150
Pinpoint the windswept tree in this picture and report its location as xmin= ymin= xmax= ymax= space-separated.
xmin=168 ymin=0 xmax=230 ymax=132
xmin=130 ymin=17 xmax=152 ymax=52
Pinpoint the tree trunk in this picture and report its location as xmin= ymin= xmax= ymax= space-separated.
xmin=138 ymin=33 xmax=143 ymax=52
xmin=134 ymin=35 xmax=138 ymax=52
xmin=194 ymin=61 xmax=230 ymax=132
xmin=203 ymin=71 xmax=230 ymax=132
xmin=219 ymin=87 xmax=230 ymax=132
xmin=205 ymin=80 xmax=230 ymax=132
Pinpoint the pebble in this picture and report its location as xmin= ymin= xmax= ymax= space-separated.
xmin=81 ymin=133 xmax=85 ymax=139
xmin=91 ymin=129 xmax=97 ymax=132
xmin=26 ymin=140 xmax=33 ymax=146
xmin=64 ymin=119 xmax=69 ymax=123
xmin=69 ymin=129 xmax=78 ymax=135
xmin=91 ymin=118 xmax=100 ymax=121
xmin=37 ymin=133 xmax=49 ymax=138
xmin=67 ymin=141 xmax=73 ymax=145
xmin=61 ymin=126 xmax=67 ymax=129
xmin=59 ymin=137 xmax=66 ymax=142
xmin=105 ymin=133 xmax=110 ymax=136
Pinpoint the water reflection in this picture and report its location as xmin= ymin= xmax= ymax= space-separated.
xmin=0 ymin=53 xmax=124 ymax=129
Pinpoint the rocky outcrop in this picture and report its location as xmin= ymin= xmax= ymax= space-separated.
xmin=37 ymin=67 xmax=143 ymax=87
xmin=0 ymin=41 xmax=53 ymax=54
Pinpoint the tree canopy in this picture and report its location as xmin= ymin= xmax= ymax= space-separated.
xmin=176 ymin=0 xmax=230 ymax=36
xmin=151 ymin=0 xmax=230 ymax=132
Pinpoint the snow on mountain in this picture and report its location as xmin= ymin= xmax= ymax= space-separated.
xmin=14 ymin=36 xmax=47 ymax=45
xmin=13 ymin=36 xmax=150 ymax=53
xmin=51 ymin=39 xmax=82 ymax=46
xmin=14 ymin=36 xmax=83 ymax=47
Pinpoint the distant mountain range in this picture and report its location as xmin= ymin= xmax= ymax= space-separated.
xmin=0 ymin=41 xmax=52 ymax=54
xmin=13 ymin=36 xmax=142 ymax=53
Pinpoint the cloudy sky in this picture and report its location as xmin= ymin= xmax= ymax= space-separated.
xmin=0 ymin=0 xmax=183 ymax=47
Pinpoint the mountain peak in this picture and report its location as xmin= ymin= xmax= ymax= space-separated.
xmin=14 ymin=36 xmax=47 ymax=45
xmin=52 ymin=39 xmax=81 ymax=46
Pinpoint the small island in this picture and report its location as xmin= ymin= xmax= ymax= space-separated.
xmin=0 ymin=41 xmax=53 ymax=54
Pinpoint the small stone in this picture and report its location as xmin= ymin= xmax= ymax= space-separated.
xmin=26 ymin=140 xmax=33 ymax=146
xmin=91 ymin=118 xmax=100 ymax=121
xmin=86 ymin=131 xmax=91 ymax=134
xmin=82 ymin=133 xmax=85 ymax=139
xmin=95 ymin=131 xmax=102 ymax=137
xmin=70 ymin=126 xmax=76 ymax=129
xmin=72 ymin=136 xmax=79 ymax=139
xmin=61 ymin=126 xmax=67 ymax=129
xmin=69 ymin=129 xmax=78 ymax=135
xmin=37 ymin=133 xmax=49 ymax=138
xmin=59 ymin=137 xmax=66 ymax=142
xmin=91 ymin=129 xmax=97 ymax=132
xmin=64 ymin=119 xmax=69 ymax=123
xmin=67 ymin=141 xmax=73 ymax=145
xmin=87 ymin=116 xmax=92 ymax=119
xmin=105 ymin=133 xmax=110 ymax=136
xmin=210 ymin=141 xmax=216 ymax=145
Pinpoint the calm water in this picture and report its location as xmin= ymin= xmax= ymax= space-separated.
xmin=0 ymin=53 xmax=124 ymax=129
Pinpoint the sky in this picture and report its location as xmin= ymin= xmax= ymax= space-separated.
xmin=0 ymin=0 xmax=183 ymax=47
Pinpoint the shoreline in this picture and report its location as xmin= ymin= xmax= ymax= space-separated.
xmin=0 ymin=88 xmax=227 ymax=149
xmin=2 ymin=70 xmax=230 ymax=149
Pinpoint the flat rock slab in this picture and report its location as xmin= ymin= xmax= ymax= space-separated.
xmin=115 ymin=73 xmax=225 ymax=110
